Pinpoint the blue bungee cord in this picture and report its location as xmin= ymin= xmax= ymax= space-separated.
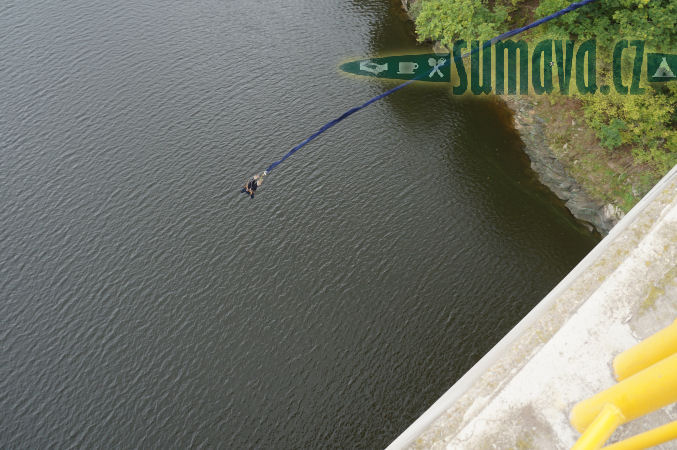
xmin=246 ymin=0 xmax=600 ymax=190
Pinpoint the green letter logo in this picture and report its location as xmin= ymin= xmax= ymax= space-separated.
xmin=471 ymin=41 xmax=492 ymax=95
xmin=576 ymin=39 xmax=597 ymax=94
xmin=495 ymin=40 xmax=529 ymax=94
xmin=532 ymin=40 xmax=554 ymax=95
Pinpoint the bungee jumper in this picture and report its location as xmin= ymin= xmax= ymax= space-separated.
xmin=241 ymin=170 xmax=267 ymax=198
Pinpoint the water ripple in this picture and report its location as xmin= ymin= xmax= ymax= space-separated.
xmin=0 ymin=0 xmax=598 ymax=448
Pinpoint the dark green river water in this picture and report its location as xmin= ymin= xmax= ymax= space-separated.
xmin=0 ymin=0 xmax=599 ymax=447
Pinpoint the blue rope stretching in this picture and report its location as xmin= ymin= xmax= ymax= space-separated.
xmin=264 ymin=0 xmax=599 ymax=174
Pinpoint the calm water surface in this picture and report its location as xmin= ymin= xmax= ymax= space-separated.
xmin=0 ymin=0 xmax=599 ymax=447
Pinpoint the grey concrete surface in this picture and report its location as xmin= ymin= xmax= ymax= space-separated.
xmin=389 ymin=164 xmax=677 ymax=449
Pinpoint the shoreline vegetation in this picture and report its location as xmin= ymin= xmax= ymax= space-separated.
xmin=399 ymin=0 xmax=676 ymax=235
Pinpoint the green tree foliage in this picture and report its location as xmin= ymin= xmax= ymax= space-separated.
xmin=585 ymin=79 xmax=677 ymax=173
xmin=414 ymin=0 xmax=508 ymax=45
xmin=598 ymin=118 xmax=626 ymax=150
xmin=414 ymin=0 xmax=676 ymax=177
xmin=535 ymin=0 xmax=676 ymax=53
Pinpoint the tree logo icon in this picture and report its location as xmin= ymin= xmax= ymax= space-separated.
xmin=652 ymin=57 xmax=675 ymax=79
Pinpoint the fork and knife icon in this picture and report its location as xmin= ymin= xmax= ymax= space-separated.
xmin=428 ymin=58 xmax=446 ymax=78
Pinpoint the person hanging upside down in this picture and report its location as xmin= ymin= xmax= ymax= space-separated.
xmin=241 ymin=175 xmax=260 ymax=198
xmin=241 ymin=171 xmax=266 ymax=198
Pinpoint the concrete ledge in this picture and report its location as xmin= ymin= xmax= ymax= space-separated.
xmin=388 ymin=164 xmax=677 ymax=449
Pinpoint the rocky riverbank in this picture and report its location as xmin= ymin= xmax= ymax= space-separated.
xmin=503 ymin=96 xmax=624 ymax=234
xmin=399 ymin=0 xmax=624 ymax=235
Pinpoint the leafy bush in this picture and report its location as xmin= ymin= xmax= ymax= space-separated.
xmin=415 ymin=0 xmax=508 ymax=45
xmin=598 ymin=118 xmax=626 ymax=150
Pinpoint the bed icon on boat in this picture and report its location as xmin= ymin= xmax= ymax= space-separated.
xmin=359 ymin=60 xmax=388 ymax=75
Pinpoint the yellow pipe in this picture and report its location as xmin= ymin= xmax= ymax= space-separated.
xmin=614 ymin=319 xmax=677 ymax=381
xmin=570 ymin=353 xmax=677 ymax=433
xmin=572 ymin=403 xmax=624 ymax=450
xmin=602 ymin=420 xmax=677 ymax=450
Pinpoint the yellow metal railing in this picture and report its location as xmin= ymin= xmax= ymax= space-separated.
xmin=613 ymin=319 xmax=677 ymax=381
xmin=571 ymin=404 xmax=624 ymax=450
xmin=603 ymin=420 xmax=677 ymax=450
xmin=570 ymin=319 xmax=677 ymax=449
